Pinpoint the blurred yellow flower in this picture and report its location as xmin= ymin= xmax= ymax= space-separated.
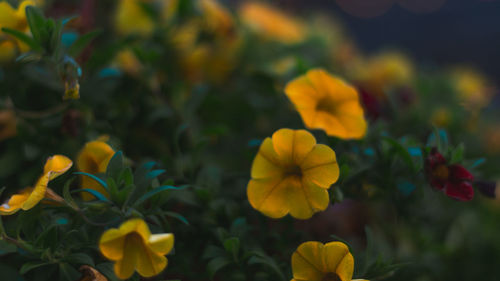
xmin=171 ymin=0 xmax=240 ymax=83
xmin=239 ymin=2 xmax=305 ymax=44
xmin=114 ymin=49 xmax=143 ymax=77
xmin=77 ymin=140 xmax=115 ymax=201
xmin=355 ymin=52 xmax=414 ymax=98
xmin=247 ymin=129 xmax=339 ymax=219
xmin=0 ymin=155 xmax=72 ymax=215
xmin=114 ymin=0 xmax=154 ymax=37
xmin=285 ymin=69 xmax=367 ymax=139
xmin=0 ymin=0 xmax=37 ymax=62
xmin=0 ymin=109 xmax=17 ymax=141
xmin=291 ymin=241 xmax=367 ymax=281
xmin=451 ymin=68 xmax=494 ymax=110
xmin=99 ymin=218 xmax=174 ymax=279
xmin=430 ymin=107 xmax=452 ymax=128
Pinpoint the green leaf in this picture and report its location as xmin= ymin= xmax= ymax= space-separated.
xmin=58 ymin=263 xmax=80 ymax=281
xmin=106 ymin=151 xmax=124 ymax=178
xmin=50 ymin=19 xmax=63 ymax=58
xmin=382 ymin=137 xmax=416 ymax=173
xmin=67 ymin=29 xmax=102 ymax=57
xmin=1 ymin=28 xmax=41 ymax=52
xmin=223 ymin=237 xmax=240 ymax=261
xmin=20 ymin=261 xmax=51 ymax=275
xmin=74 ymin=172 xmax=108 ymax=191
xmin=65 ymin=253 xmax=94 ymax=267
xmin=133 ymin=185 xmax=189 ymax=206
xmin=450 ymin=143 xmax=465 ymax=164
xmin=62 ymin=178 xmax=79 ymax=210
xmin=163 ymin=211 xmax=189 ymax=225
xmin=25 ymin=6 xmax=46 ymax=44
xmin=207 ymin=256 xmax=232 ymax=279
xmin=71 ymin=189 xmax=110 ymax=202
xmin=247 ymin=251 xmax=286 ymax=281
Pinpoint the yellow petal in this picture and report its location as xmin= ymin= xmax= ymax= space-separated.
xmin=271 ymin=128 xmax=295 ymax=165
xmin=286 ymin=176 xmax=329 ymax=219
xmin=272 ymin=129 xmax=317 ymax=166
xmin=0 ymin=188 xmax=32 ymax=215
xmin=114 ymin=0 xmax=154 ymax=37
xmin=285 ymin=76 xmax=323 ymax=110
xmin=119 ymin=218 xmax=152 ymax=240
xmin=113 ymin=245 xmax=137 ymax=279
xmin=323 ymin=242 xmax=351 ymax=274
xmin=0 ymin=2 xmax=19 ymax=29
xmin=251 ymin=138 xmax=283 ymax=179
xmin=77 ymin=141 xmax=115 ymax=174
xmin=135 ymin=247 xmax=167 ymax=278
xmin=335 ymin=252 xmax=355 ymax=281
xmin=247 ymin=177 xmax=289 ymax=219
xmin=99 ymin=229 xmax=126 ymax=260
xmin=21 ymin=172 xmax=50 ymax=210
xmin=148 ymin=233 xmax=174 ymax=255
xmin=310 ymin=112 xmax=346 ymax=138
xmin=43 ymin=154 xmax=73 ymax=180
xmin=291 ymin=241 xmax=326 ymax=280
xmin=301 ymin=144 xmax=339 ymax=188
xmin=81 ymin=176 xmax=109 ymax=201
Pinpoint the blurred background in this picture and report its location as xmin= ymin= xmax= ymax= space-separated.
xmin=270 ymin=0 xmax=500 ymax=84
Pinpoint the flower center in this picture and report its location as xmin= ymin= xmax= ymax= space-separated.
xmin=316 ymin=97 xmax=337 ymax=113
xmin=322 ymin=272 xmax=342 ymax=281
xmin=433 ymin=164 xmax=449 ymax=180
xmin=285 ymin=165 xmax=302 ymax=178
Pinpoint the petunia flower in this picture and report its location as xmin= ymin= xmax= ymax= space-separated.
xmin=77 ymin=140 xmax=115 ymax=201
xmin=450 ymin=67 xmax=494 ymax=110
xmin=291 ymin=241 xmax=368 ymax=281
xmin=247 ymin=129 xmax=339 ymax=219
xmin=0 ymin=155 xmax=72 ymax=215
xmin=99 ymin=218 xmax=174 ymax=280
xmin=239 ymin=2 xmax=305 ymax=44
xmin=114 ymin=0 xmax=155 ymax=37
xmin=285 ymin=69 xmax=367 ymax=140
xmin=424 ymin=148 xmax=474 ymax=201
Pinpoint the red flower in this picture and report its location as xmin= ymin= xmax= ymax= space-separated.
xmin=425 ymin=148 xmax=474 ymax=201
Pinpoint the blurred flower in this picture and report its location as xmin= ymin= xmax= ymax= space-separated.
xmin=63 ymin=79 xmax=80 ymax=100
xmin=430 ymin=107 xmax=452 ymax=128
xmin=239 ymin=2 xmax=305 ymax=44
xmin=291 ymin=241 xmax=367 ymax=281
xmin=0 ymin=109 xmax=17 ymax=141
xmin=424 ymin=148 xmax=474 ymax=201
xmin=0 ymin=0 xmax=37 ymax=62
xmin=113 ymin=49 xmax=143 ymax=77
xmin=0 ymin=155 xmax=72 ymax=215
xmin=114 ymin=0 xmax=154 ymax=37
xmin=247 ymin=129 xmax=339 ymax=219
xmin=483 ymin=125 xmax=500 ymax=154
xmin=450 ymin=68 xmax=494 ymax=110
xmin=171 ymin=0 xmax=240 ymax=83
xmin=355 ymin=52 xmax=414 ymax=98
xmin=99 ymin=218 xmax=174 ymax=279
xmin=77 ymin=140 xmax=115 ymax=201
xmin=285 ymin=69 xmax=367 ymax=139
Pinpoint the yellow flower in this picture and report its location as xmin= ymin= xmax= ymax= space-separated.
xmin=113 ymin=49 xmax=143 ymax=77
xmin=355 ymin=52 xmax=414 ymax=98
xmin=0 ymin=155 xmax=72 ymax=215
xmin=291 ymin=241 xmax=368 ymax=281
xmin=200 ymin=0 xmax=234 ymax=36
xmin=247 ymin=129 xmax=339 ymax=219
xmin=77 ymin=140 xmax=115 ymax=201
xmin=239 ymin=2 xmax=305 ymax=44
xmin=99 ymin=218 xmax=174 ymax=279
xmin=114 ymin=0 xmax=154 ymax=37
xmin=0 ymin=0 xmax=37 ymax=61
xmin=451 ymin=67 xmax=493 ymax=110
xmin=285 ymin=69 xmax=367 ymax=139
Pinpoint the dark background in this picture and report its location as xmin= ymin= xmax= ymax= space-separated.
xmin=273 ymin=0 xmax=500 ymax=83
